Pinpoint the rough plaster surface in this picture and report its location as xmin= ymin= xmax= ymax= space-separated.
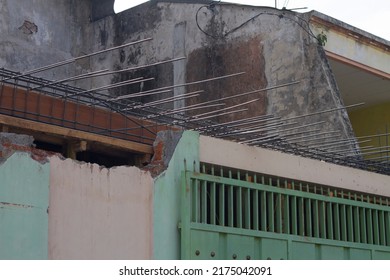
xmin=0 ymin=132 xmax=56 ymax=165
xmin=48 ymin=156 xmax=154 ymax=259
xmin=186 ymin=36 xmax=267 ymax=123
xmin=0 ymin=0 xmax=92 ymax=85
xmin=154 ymin=130 xmax=184 ymax=166
xmin=0 ymin=1 xmax=358 ymax=150
xmin=144 ymin=130 xmax=184 ymax=177
xmin=0 ymin=132 xmax=34 ymax=149
xmin=0 ymin=132 xmax=34 ymax=163
xmin=91 ymin=3 xmax=356 ymax=150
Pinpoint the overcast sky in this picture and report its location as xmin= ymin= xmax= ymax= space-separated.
xmin=114 ymin=0 xmax=390 ymax=40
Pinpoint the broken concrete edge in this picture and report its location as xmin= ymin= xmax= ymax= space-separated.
xmin=0 ymin=132 xmax=34 ymax=147
xmin=0 ymin=132 xmax=55 ymax=165
xmin=0 ymin=130 xmax=186 ymax=177
xmin=0 ymin=140 xmax=153 ymax=180
xmin=144 ymin=130 xmax=184 ymax=177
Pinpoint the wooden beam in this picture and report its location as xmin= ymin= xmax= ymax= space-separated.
xmin=0 ymin=114 xmax=153 ymax=154
xmin=0 ymin=124 xmax=9 ymax=132
xmin=66 ymin=140 xmax=88 ymax=159
xmin=67 ymin=142 xmax=77 ymax=160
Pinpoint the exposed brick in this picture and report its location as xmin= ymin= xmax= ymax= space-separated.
xmin=0 ymin=132 xmax=57 ymax=164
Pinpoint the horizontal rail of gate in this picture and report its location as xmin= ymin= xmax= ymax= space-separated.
xmin=181 ymin=169 xmax=390 ymax=260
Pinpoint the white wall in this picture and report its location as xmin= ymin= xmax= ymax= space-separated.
xmin=48 ymin=157 xmax=153 ymax=259
xmin=200 ymin=135 xmax=390 ymax=197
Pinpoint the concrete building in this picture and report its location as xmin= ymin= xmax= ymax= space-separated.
xmin=309 ymin=12 xmax=390 ymax=158
xmin=0 ymin=0 xmax=389 ymax=259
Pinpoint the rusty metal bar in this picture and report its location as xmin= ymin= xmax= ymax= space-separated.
xmin=110 ymin=72 xmax=246 ymax=101
xmin=2 ymin=38 xmax=152 ymax=82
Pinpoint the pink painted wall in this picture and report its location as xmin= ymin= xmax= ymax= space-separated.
xmin=48 ymin=157 xmax=153 ymax=259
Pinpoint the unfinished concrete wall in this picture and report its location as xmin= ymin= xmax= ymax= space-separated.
xmin=185 ymin=36 xmax=267 ymax=122
xmin=85 ymin=2 xmax=355 ymax=148
xmin=48 ymin=156 xmax=154 ymax=259
xmin=0 ymin=0 xmax=92 ymax=84
xmin=0 ymin=1 xmax=357 ymax=147
xmin=0 ymin=152 xmax=49 ymax=259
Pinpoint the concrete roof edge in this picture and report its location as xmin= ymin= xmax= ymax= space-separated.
xmin=151 ymin=0 xmax=281 ymax=10
xmin=150 ymin=0 xmax=214 ymax=4
xmin=307 ymin=10 xmax=390 ymax=48
xmin=150 ymin=1 xmax=295 ymax=14
xmin=144 ymin=1 xmax=389 ymax=49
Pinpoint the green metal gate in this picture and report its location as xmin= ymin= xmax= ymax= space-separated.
xmin=180 ymin=164 xmax=390 ymax=259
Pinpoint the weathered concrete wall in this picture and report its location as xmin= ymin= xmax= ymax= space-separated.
xmin=0 ymin=132 xmax=34 ymax=162
xmin=0 ymin=0 xmax=92 ymax=85
xmin=0 ymin=1 xmax=357 ymax=147
xmin=185 ymin=36 xmax=267 ymax=122
xmin=86 ymin=2 xmax=356 ymax=148
xmin=0 ymin=152 xmax=49 ymax=259
xmin=199 ymin=135 xmax=390 ymax=197
xmin=48 ymin=157 xmax=154 ymax=259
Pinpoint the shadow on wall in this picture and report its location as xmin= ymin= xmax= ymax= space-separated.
xmin=91 ymin=0 xmax=115 ymax=21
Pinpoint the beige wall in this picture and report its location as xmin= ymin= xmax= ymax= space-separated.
xmin=200 ymin=135 xmax=390 ymax=197
xmin=311 ymin=22 xmax=389 ymax=75
xmin=48 ymin=157 xmax=153 ymax=259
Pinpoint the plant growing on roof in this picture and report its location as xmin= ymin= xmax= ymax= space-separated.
xmin=317 ymin=31 xmax=327 ymax=46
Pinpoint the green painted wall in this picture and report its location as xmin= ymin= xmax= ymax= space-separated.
xmin=153 ymin=131 xmax=199 ymax=259
xmin=349 ymin=102 xmax=390 ymax=157
xmin=0 ymin=152 xmax=49 ymax=259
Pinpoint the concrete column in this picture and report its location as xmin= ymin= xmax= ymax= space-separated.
xmin=173 ymin=21 xmax=187 ymax=112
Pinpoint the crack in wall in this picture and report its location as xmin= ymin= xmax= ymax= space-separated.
xmin=0 ymin=201 xmax=35 ymax=209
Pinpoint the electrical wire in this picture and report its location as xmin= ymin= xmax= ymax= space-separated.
xmin=195 ymin=2 xmax=320 ymax=44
